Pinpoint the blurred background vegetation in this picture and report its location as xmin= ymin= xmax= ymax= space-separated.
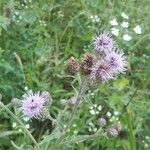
xmin=0 ymin=0 xmax=150 ymax=149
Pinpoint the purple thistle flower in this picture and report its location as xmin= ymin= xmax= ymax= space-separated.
xmin=22 ymin=92 xmax=47 ymax=119
xmin=90 ymin=60 xmax=114 ymax=82
xmin=92 ymin=32 xmax=115 ymax=54
xmin=105 ymin=50 xmax=127 ymax=74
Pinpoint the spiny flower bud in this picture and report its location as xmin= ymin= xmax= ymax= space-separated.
xmin=41 ymin=91 xmax=52 ymax=105
xmin=11 ymin=98 xmax=22 ymax=108
xmin=60 ymin=97 xmax=77 ymax=107
xmin=107 ymin=127 xmax=118 ymax=138
xmin=81 ymin=53 xmax=94 ymax=74
xmin=67 ymin=57 xmax=79 ymax=74
xmin=40 ymin=107 xmax=50 ymax=120
xmin=67 ymin=96 xmax=77 ymax=107
xmin=97 ymin=118 xmax=106 ymax=127
xmin=112 ymin=123 xmax=122 ymax=132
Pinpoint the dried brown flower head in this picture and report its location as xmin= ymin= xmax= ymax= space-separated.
xmin=67 ymin=56 xmax=79 ymax=73
xmin=81 ymin=53 xmax=94 ymax=75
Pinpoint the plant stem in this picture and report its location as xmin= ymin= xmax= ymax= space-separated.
xmin=48 ymin=116 xmax=64 ymax=131
xmin=57 ymin=78 xmax=88 ymax=143
xmin=0 ymin=101 xmax=40 ymax=150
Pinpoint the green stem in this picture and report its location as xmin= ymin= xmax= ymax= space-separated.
xmin=0 ymin=101 xmax=40 ymax=150
xmin=130 ymin=32 xmax=150 ymax=50
xmin=57 ymin=78 xmax=88 ymax=143
xmin=48 ymin=116 xmax=64 ymax=131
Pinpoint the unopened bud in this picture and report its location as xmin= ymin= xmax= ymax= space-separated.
xmin=67 ymin=57 xmax=79 ymax=73
xmin=67 ymin=96 xmax=77 ymax=107
xmin=112 ymin=123 xmax=122 ymax=132
xmin=97 ymin=118 xmax=106 ymax=127
xmin=81 ymin=53 xmax=94 ymax=74
xmin=41 ymin=91 xmax=52 ymax=105
xmin=40 ymin=107 xmax=50 ymax=120
xmin=107 ymin=128 xmax=118 ymax=138
xmin=11 ymin=98 xmax=22 ymax=108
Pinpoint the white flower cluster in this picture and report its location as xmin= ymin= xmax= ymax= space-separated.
xmin=109 ymin=12 xmax=142 ymax=42
xmin=87 ymin=122 xmax=97 ymax=133
xmin=21 ymin=0 xmax=33 ymax=9
xmin=106 ymin=111 xmax=120 ymax=122
xmin=89 ymin=15 xmax=100 ymax=23
xmin=39 ymin=20 xmax=47 ymax=27
xmin=89 ymin=104 xmax=102 ymax=115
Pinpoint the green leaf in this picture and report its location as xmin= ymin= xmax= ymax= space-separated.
xmin=38 ymin=127 xmax=62 ymax=146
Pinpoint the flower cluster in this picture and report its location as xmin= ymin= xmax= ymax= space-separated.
xmin=90 ymin=32 xmax=127 ymax=82
xmin=109 ymin=12 xmax=142 ymax=41
xmin=67 ymin=32 xmax=127 ymax=83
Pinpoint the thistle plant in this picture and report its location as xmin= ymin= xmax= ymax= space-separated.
xmin=0 ymin=31 xmax=127 ymax=149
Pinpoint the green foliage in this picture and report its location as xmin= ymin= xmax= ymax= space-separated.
xmin=0 ymin=0 xmax=150 ymax=149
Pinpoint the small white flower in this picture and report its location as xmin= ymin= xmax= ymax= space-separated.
xmin=107 ymin=112 xmax=112 ymax=117
xmin=121 ymin=22 xmax=129 ymax=28
xmin=73 ymin=124 xmax=77 ymax=127
xmin=111 ymin=28 xmax=119 ymax=36
xmin=90 ymin=109 xmax=96 ymax=115
xmin=15 ymin=11 xmax=19 ymax=16
xmin=12 ymin=122 xmax=17 ymax=128
xmin=93 ymin=104 xmax=97 ymax=108
xmin=93 ymin=127 xmax=97 ymax=132
xmin=90 ymin=15 xmax=100 ymax=23
xmin=145 ymin=136 xmax=150 ymax=140
xmin=110 ymin=19 xmax=118 ymax=26
xmin=123 ymin=34 xmax=132 ymax=41
xmin=89 ymin=122 xmax=94 ymax=126
xmin=23 ymin=117 xmax=29 ymax=122
xmin=24 ymin=87 xmax=28 ymax=91
xmin=88 ymin=128 xmax=92 ymax=132
xmin=67 ymin=129 xmax=70 ymax=132
xmin=95 ymin=111 xmax=99 ymax=114
xmin=89 ymin=106 xmax=93 ymax=109
xmin=133 ymin=25 xmax=142 ymax=34
xmin=90 ymin=93 xmax=94 ymax=96
xmin=114 ymin=111 xmax=120 ymax=116
xmin=25 ymin=124 xmax=30 ymax=129
xmin=18 ymin=129 xmax=22 ymax=132
xmin=121 ymin=12 xmax=129 ymax=19
xmin=144 ymin=143 xmax=148 ymax=148
xmin=74 ymin=130 xmax=78 ymax=134
xmin=98 ymin=105 xmax=102 ymax=111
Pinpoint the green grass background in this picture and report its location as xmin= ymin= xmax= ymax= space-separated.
xmin=0 ymin=0 xmax=150 ymax=149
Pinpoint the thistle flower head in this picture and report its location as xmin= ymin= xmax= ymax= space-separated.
xmin=81 ymin=53 xmax=94 ymax=74
xmin=92 ymin=32 xmax=115 ymax=54
xmin=112 ymin=123 xmax=122 ymax=132
xmin=97 ymin=117 xmax=106 ymax=127
xmin=21 ymin=92 xmax=48 ymax=119
xmin=105 ymin=50 xmax=127 ymax=74
xmin=107 ymin=127 xmax=118 ymax=138
xmin=67 ymin=56 xmax=79 ymax=73
xmin=90 ymin=60 xmax=114 ymax=82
